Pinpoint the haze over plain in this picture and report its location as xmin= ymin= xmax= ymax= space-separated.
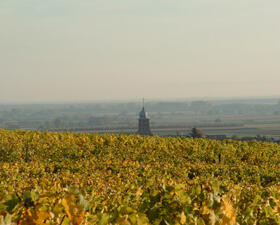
xmin=1 ymin=0 xmax=280 ymax=103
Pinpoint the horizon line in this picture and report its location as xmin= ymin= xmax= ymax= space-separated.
xmin=1 ymin=95 xmax=280 ymax=105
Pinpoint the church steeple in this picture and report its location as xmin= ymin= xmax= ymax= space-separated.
xmin=137 ymin=99 xmax=153 ymax=136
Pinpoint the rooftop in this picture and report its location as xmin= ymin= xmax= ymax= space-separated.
xmin=139 ymin=107 xmax=149 ymax=119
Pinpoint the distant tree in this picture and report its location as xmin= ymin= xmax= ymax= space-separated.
xmin=190 ymin=127 xmax=205 ymax=138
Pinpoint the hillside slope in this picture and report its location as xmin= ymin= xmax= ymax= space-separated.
xmin=1 ymin=129 xmax=280 ymax=224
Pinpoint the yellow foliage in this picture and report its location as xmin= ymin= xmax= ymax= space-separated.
xmin=2 ymin=130 xmax=280 ymax=224
xmin=62 ymin=194 xmax=85 ymax=225
xmin=18 ymin=209 xmax=50 ymax=225
xmin=219 ymin=196 xmax=236 ymax=225
xmin=180 ymin=211 xmax=186 ymax=224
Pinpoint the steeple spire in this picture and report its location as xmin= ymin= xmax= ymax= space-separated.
xmin=137 ymin=98 xmax=152 ymax=136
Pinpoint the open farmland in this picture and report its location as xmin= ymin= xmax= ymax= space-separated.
xmin=1 ymin=129 xmax=280 ymax=224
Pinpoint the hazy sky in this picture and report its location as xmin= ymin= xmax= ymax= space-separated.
xmin=1 ymin=0 xmax=280 ymax=103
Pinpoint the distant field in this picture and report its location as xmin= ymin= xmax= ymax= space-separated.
xmin=52 ymin=124 xmax=280 ymax=138
xmin=61 ymin=121 xmax=280 ymax=138
xmin=2 ymin=100 xmax=280 ymax=138
xmin=151 ymin=114 xmax=280 ymax=138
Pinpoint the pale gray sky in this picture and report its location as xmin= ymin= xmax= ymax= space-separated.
xmin=1 ymin=0 xmax=280 ymax=103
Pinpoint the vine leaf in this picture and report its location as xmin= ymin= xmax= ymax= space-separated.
xmin=18 ymin=209 xmax=50 ymax=225
xmin=62 ymin=194 xmax=85 ymax=225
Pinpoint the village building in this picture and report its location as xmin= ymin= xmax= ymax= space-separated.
xmin=137 ymin=104 xmax=153 ymax=136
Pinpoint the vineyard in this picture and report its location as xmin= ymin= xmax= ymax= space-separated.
xmin=1 ymin=129 xmax=280 ymax=224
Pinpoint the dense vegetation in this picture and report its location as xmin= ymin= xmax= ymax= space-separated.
xmin=1 ymin=129 xmax=280 ymax=224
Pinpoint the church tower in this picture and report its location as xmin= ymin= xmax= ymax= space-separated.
xmin=137 ymin=99 xmax=153 ymax=136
